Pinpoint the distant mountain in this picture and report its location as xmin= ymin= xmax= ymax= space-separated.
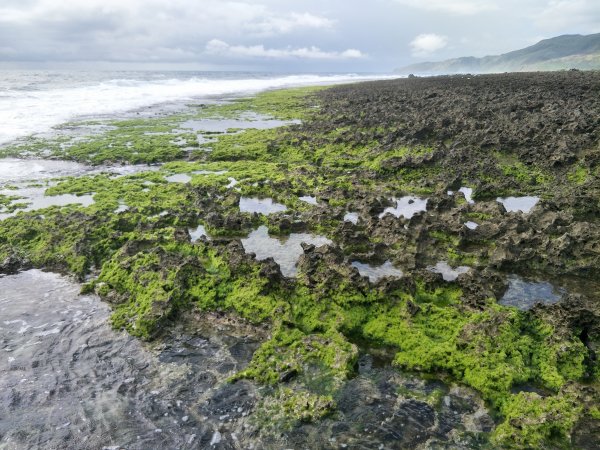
xmin=397 ymin=33 xmax=600 ymax=75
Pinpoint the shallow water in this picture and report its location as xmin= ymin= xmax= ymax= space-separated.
xmin=0 ymin=186 xmax=95 ymax=220
xmin=351 ymin=260 xmax=403 ymax=282
xmin=180 ymin=115 xmax=298 ymax=133
xmin=165 ymin=173 xmax=192 ymax=183
xmin=0 ymin=269 xmax=264 ymax=450
xmin=189 ymin=224 xmax=209 ymax=242
xmin=298 ymin=195 xmax=318 ymax=205
xmin=428 ymin=261 xmax=471 ymax=281
xmin=0 ymin=158 xmax=162 ymax=220
xmin=344 ymin=212 xmax=359 ymax=224
xmin=114 ymin=201 xmax=129 ymax=213
xmin=239 ymin=197 xmax=287 ymax=215
xmin=0 ymin=158 xmax=88 ymax=185
xmin=0 ymin=272 xmax=492 ymax=449
xmin=192 ymin=169 xmax=228 ymax=176
xmin=241 ymin=226 xmax=331 ymax=277
xmin=459 ymin=187 xmax=474 ymax=204
xmin=0 ymin=158 xmax=158 ymax=187
xmin=499 ymin=275 xmax=564 ymax=310
xmin=379 ymin=196 xmax=428 ymax=219
xmin=0 ymin=71 xmax=394 ymax=146
xmin=497 ymin=196 xmax=539 ymax=213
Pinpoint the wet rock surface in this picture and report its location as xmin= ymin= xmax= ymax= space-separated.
xmin=2 ymin=74 xmax=600 ymax=448
xmin=0 ymin=270 xmax=267 ymax=449
xmin=0 ymin=271 xmax=493 ymax=449
xmin=314 ymin=72 xmax=600 ymax=174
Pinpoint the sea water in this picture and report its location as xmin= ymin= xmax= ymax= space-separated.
xmin=0 ymin=70 xmax=396 ymax=145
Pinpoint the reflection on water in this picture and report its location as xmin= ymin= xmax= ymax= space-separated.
xmin=192 ymin=169 xmax=228 ymax=176
xmin=0 ymin=269 xmax=261 ymax=450
xmin=459 ymin=187 xmax=474 ymax=204
xmin=0 ymin=185 xmax=95 ymax=220
xmin=499 ymin=275 xmax=564 ymax=310
xmin=180 ymin=115 xmax=299 ymax=133
xmin=428 ymin=261 xmax=470 ymax=281
xmin=351 ymin=260 xmax=403 ymax=282
xmin=189 ymin=224 xmax=209 ymax=242
xmin=239 ymin=197 xmax=287 ymax=215
xmin=0 ymin=270 xmax=193 ymax=448
xmin=497 ymin=196 xmax=539 ymax=213
xmin=0 ymin=158 xmax=87 ymax=184
xmin=379 ymin=196 xmax=428 ymax=219
xmin=344 ymin=212 xmax=359 ymax=224
xmin=0 ymin=159 xmax=161 ymax=221
xmin=299 ymin=195 xmax=318 ymax=205
xmin=115 ymin=201 xmax=129 ymax=213
xmin=241 ymin=226 xmax=331 ymax=277
xmin=0 ymin=270 xmax=493 ymax=448
xmin=165 ymin=173 xmax=192 ymax=183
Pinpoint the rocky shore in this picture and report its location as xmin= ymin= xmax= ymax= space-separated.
xmin=1 ymin=72 xmax=599 ymax=448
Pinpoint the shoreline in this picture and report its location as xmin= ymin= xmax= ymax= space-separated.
xmin=0 ymin=72 xmax=398 ymax=147
xmin=1 ymin=71 xmax=599 ymax=448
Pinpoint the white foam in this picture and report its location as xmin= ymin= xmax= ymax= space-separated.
xmin=0 ymin=73 xmax=397 ymax=145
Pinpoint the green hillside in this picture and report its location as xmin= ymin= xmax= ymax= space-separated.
xmin=398 ymin=33 xmax=600 ymax=74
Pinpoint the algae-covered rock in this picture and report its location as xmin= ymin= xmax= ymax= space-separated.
xmin=2 ymin=73 xmax=600 ymax=447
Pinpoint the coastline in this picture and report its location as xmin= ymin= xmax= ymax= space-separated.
xmin=1 ymin=71 xmax=599 ymax=448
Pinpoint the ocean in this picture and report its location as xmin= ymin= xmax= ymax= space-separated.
xmin=0 ymin=71 xmax=395 ymax=146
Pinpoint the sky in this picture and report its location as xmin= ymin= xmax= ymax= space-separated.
xmin=0 ymin=0 xmax=599 ymax=72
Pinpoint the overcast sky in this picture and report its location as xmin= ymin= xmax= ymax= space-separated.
xmin=0 ymin=0 xmax=599 ymax=72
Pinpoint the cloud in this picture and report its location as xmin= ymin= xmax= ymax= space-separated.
xmin=535 ymin=0 xmax=600 ymax=32
xmin=393 ymin=0 xmax=498 ymax=15
xmin=0 ymin=47 xmax=18 ymax=56
xmin=205 ymin=39 xmax=365 ymax=60
xmin=410 ymin=33 xmax=448 ymax=57
xmin=0 ymin=0 xmax=334 ymax=36
xmin=0 ymin=0 xmax=341 ymax=64
xmin=246 ymin=12 xmax=335 ymax=35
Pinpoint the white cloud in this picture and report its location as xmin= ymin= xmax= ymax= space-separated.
xmin=246 ymin=12 xmax=335 ymax=35
xmin=393 ymin=0 xmax=498 ymax=15
xmin=0 ymin=0 xmax=334 ymax=36
xmin=410 ymin=33 xmax=448 ymax=57
xmin=535 ymin=0 xmax=600 ymax=32
xmin=0 ymin=0 xmax=341 ymax=63
xmin=206 ymin=39 xmax=365 ymax=60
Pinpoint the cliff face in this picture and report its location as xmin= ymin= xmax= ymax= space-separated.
xmin=398 ymin=33 xmax=600 ymax=74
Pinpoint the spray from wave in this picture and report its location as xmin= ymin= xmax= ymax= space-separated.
xmin=0 ymin=73 xmax=396 ymax=145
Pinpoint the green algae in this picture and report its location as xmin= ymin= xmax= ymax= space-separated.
xmin=365 ymin=146 xmax=435 ymax=172
xmin=0 ymin=85 xmax=597 ymax=447
xmin=0 ymin=193 xmax=27 ymax=213
xmin=567 ymin=163 xmax=590 ymax=185
xmin=499 ymin=160 xmax=553 ymax=186
xmin=492 ymin=390 xmax=583 ymax=448
xmin=193 ymin=86 xmax=324 ymax=121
